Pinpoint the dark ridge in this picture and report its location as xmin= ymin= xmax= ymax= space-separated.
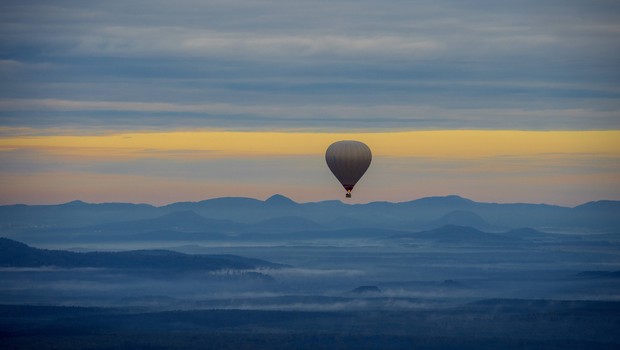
xmin=574 ymin=200 xmax=620 ymax=211
xmin=503 ymin=227 xmax=549 ymax=237
xmin=0 ymin=237 xmax=285 ymax=270
xmin=391 ymin=225 xmax=522 ymax=243
xmin=348 ymin=285 xmax=382 ymax=295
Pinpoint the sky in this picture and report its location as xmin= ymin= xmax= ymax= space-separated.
xmin=0 ymin=0 xmax=619 ymax=206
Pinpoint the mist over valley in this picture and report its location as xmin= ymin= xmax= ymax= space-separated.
xmin=1 ymin=195 xmax=619 ymax=349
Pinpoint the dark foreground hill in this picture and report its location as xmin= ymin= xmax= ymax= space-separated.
xmin=0 ymin=237 xmax=285 ymax=270
xmin=389 ymin=225 xmax=525 ymax=244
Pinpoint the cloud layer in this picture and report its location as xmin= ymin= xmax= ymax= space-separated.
xmin=1 ymin=0 xmax=619 ymax=130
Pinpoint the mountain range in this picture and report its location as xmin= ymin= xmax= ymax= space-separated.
xmin=1 ymin=195 xmax=618 ymax=244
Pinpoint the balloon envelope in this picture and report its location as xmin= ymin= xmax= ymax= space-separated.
xmin=325 ymin=140 xmax=372 ymax=198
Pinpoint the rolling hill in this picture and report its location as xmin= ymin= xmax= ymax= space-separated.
xmin=1 ymin=195 xmax=618 ymax=240
xmin=0 ymin=237 xmax=285 ymax=270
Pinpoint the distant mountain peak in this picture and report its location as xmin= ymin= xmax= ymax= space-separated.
xmin=61 ymin=200 xmax=88 ymax=206
xmin=406 ymin=195 xmax=474 ymax=206
xmin=444 ymin=195 xmax=469 ymax=200
xmin=265 ymin=194 xmax=297 ymax=205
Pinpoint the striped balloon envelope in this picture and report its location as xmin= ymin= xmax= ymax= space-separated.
xmin=325 ymin=140 xmax=372 ymax=198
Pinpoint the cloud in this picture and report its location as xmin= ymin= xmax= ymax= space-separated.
xmin=1 ymin=98 xmax=618 ymax=130
xmin=71 ymin=27 xmax=443 ymax=59
xmin=2 ymin=2 xmax=619 ymax=118
xmin=0 ymin=0 xmax=618 ymax=132
xmin=262 ymin=268 xmax=366 ymax=278
xmin=0 ymin=60 xmax=54 ymax=71
xmin=0 ymin=267 xmax=105 ymax=272
xmin=6 ymin=1 xmax=617 ymax=60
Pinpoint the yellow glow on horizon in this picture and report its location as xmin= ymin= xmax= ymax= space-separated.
xmin=1 ymin=129 xmax=619 ymax=206
xmin=1 ymin=129 xmax=619 ymax=159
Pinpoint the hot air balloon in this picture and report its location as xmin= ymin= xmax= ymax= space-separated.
xmin=325 ymin=140 xmax=372 ymax=198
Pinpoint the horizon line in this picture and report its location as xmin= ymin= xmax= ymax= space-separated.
xmin=2 ymin=193 xmax=616 ymax=208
